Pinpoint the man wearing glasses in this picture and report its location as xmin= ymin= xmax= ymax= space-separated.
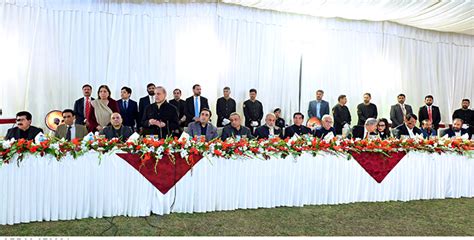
xmin=6 ymin=111 xmax=43 ymax=140
xmin=55 ymin=109 xmax=88 ymax=141
xmin=186 ymin=108 xmax=218 ymax=141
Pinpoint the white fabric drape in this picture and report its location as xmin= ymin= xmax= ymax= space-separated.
xmin=223 ymin=0 xmax=474 ymax=35
xmin=0 ymin=2 xmax=473 ymax=134
xmin=1 ymin=152 xmax=473 ymax=225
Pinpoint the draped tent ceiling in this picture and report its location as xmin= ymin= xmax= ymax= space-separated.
xmin=2 ymin=0 xmax=473 ymax=35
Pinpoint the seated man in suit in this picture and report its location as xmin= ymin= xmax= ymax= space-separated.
xmin=55 ymin=109 xmax=88 ymax=140
xmin=283 ymin=112 xmax=312 ymax=138
xmin=314 ymin=114 xmax=336 ymax=139
xmin=221 ymin=112 xmax=253 ymax=141
xmin=186 ymin=108 xmax=218 ymax=141
xmin=6 ymin=111 xmax=43 ymax=140
xmin=352 ymin=118 xmax=378 ymax=139
xmin=100 ymin=112 xmax=133 ymax=141
xmin=395 ymin=113 xmax=422 ymax=139
xmin=444 ymin=118 xmax=470 ymax=138
xmin=254 ymin=113 xmax=283 ymax=139
xmin=420 ymin=119 xmax=437 ymax=139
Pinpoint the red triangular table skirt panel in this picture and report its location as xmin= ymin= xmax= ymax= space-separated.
xmin=116 ymin=153 xmax=203 ymax=194
xmin=350 ymin=151 xmax=407 ymax=183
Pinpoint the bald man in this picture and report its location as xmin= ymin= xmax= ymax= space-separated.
xmin=100 ymin=112 xmax=133 ymax=141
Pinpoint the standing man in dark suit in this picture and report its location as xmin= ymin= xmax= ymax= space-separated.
xmin=73 ymin=84 xmax=94 ymax=125
xmin=141 ymin=86 xmax=180 ymax=139
xmin=169 ymin=88 xmax=187 ymax=132
xmin=394 ymin=113 xmax=422 ymax=139
xmin=5 ymin=111 xmax=43 ymax=140
xmin=216 ymin=87 xmax=236 ymax=127
xmin=357 ymin=93 xmax=378 ymax=126
xmin=243 ymin=88 xmax=264 ymax=133
xmin=117 ymin=86 xmax=139 ymax=131
xmin=332 ymin=94 xmax=351 ymax=135
xmin=308 ymin=89 xmax=330 ymax=121
xmin=138 ymin=83 xmax=156 ymax=130
xmin=390 ymin=93 xmax=413 ymax=128
xmin=185 ymin=84 xmax=209 ymax=125
xmin=418 ymin=95 xmax=441 ymax=130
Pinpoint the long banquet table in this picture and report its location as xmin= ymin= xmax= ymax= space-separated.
xmin=1 ymin=151 xmax=473 ymax=225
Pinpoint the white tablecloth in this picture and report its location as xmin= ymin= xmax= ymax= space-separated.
xmin=1 ymin=152 xmax=473 ymax=225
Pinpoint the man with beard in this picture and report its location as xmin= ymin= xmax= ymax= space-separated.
xmin=185 ymin=84 xmax=209 ymax=125
xmin=390 ymin=93 xmax=413 ymax=128
xmin=138 ymin=83 xmax=156 ymax=130
xmin=357 ymin=93 xmax=378 ymax=126
xmin=452 ymin=99 xmax=473 ymax=135
xmin=332 ymin=95 xmax=351 ymax=135
xmin=418 ymin=95 xmax=441 ymax=130
xmin=444 ymin=118 xmax=470 ymax=138
xmin=169 ymin=88 xmax=187 ymax=134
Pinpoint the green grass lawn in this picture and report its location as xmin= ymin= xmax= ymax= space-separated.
xmin=1 ymin=198 xmax=473 ymax=236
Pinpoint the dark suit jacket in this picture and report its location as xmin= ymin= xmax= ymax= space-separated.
xmin=117 ymin=99 xmax=139 ymax=129
xmin=254 ymin=125 xmax=283 ymax=139
xmin=184 ymin=96 xmax=209 ymax=125
xmin=443 ymin=128 xmax=470 ymax=138
xmin=139 ymin=95 xmax=154 ymax=129
xmin=141 ymin=101 xmax=179 ymax=138
xmin=418 ymin=105 xmax=441 ymax=129
xmin=73 ymin=97 xmax=95 ymax=125
xmin=283 ymin=125 xmax=311 ymax=139
xmin=220 ymin=125 xmax=253 ymax=141
xmin=351 ymin=125 xmax=378 ymax=139
xmin=308 ymin=100 xmax=330 ymax=119
xmin=394 ymin=124 xmax=422 ymax=139
xmin=313 ymin=127 xmax=336 ymax=139
xmin=390 ymin=104 xmax=413 ymax=127
xmin=100 ymin=125 xmax=134 ymax=141
xmin=6 ymin=126 xmax=43 ymax=140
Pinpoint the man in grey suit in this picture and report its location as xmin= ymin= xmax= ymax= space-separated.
xmin=390 ymin=93 xmax=413 ymax=128
xmin=55 ymin=109 xmax=89 ymax=140
xmin=308 ymin=89 xmax=330 ymax=120
xmin=100 ymin=112 xmax=133 ymax=141
xmin=186 ymin=108 xmax=218 ymax=141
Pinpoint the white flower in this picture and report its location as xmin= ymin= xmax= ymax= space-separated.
xmin=180 ymin=150 xmax=189 ymax=159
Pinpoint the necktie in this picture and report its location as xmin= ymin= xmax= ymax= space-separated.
xmin=364 ymin=132 xmax=369 ymax=139
xmin=194 ymin=97 xmax=199 ymax=118
xmin=66 ymin=126 xmax=72 ymax=141
xmin=428 ymin=106 xmax=433 ymax=122
xmin=85 ymin=97 xmax=90 ymax=118
xmin=401 ymin=104 xmax=406 ymax=116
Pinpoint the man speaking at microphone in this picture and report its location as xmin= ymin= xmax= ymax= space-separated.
xmin=141 ymin=86 xmax=179 ymax=139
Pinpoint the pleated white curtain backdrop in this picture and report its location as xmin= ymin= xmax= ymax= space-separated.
xmin=0 ymin=1 xmax=473 ymax=132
